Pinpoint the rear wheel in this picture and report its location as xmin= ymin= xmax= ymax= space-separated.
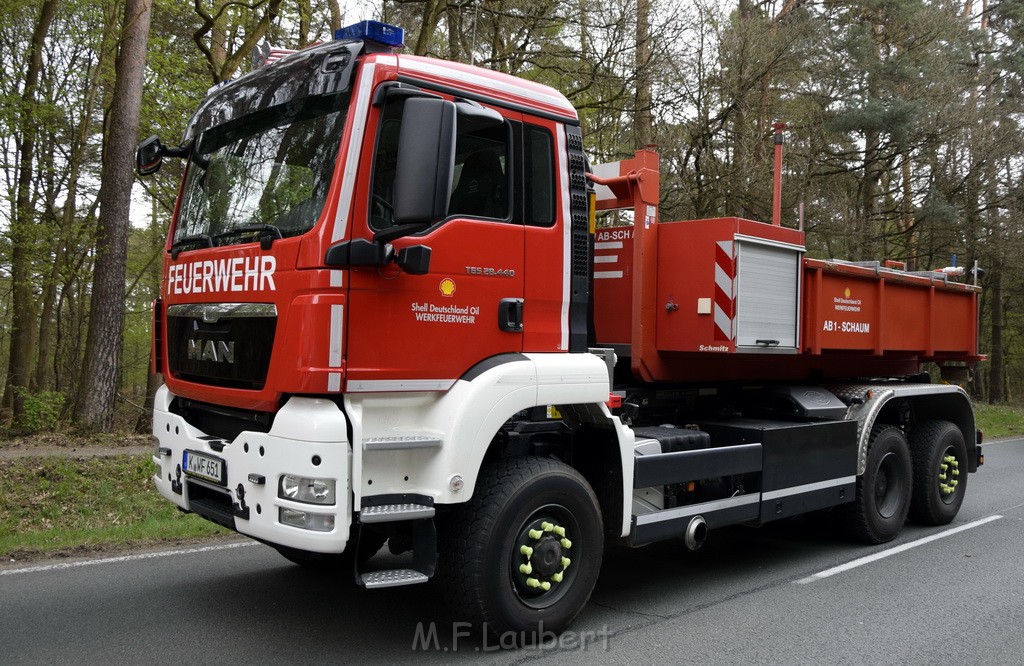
xmin=438 ymin=456 xmax=603 ymax=639
xmin=842 ymin=425 xmax=912 ymax=544
xmin=908 ymin=420 xmax=967 ymax=525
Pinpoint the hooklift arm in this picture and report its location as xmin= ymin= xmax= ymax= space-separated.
xmin=585 ymin=149 xmax=660 ymax=212
xmin=587 ymin=149 xmax=663 ymax=382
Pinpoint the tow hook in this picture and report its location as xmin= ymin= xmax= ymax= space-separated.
xmin=233 ymin=483 xmax=250 ymax=520
xmin=171 ymin=464 xmax=183 ymax=495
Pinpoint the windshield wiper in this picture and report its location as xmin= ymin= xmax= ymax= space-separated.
xmin=213 ymin=224 xmax=284 ymax=250
xmin=169 ymin=234 xmax=213 ymax=260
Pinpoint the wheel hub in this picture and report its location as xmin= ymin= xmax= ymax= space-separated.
xmin=531 ymin=536 xmax=563 ymax=577
xmin=938 ymin=450 xmax=960 ymax=500
xmin=875 ymin=451 xmax=905 ymax=518
xmin=513 ymin=518 xmax=573 ymax=595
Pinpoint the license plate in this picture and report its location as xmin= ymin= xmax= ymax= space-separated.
xmin=183 ymin=450 xmax=226 ymax=486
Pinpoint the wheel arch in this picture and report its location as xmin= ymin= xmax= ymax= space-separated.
xmin=459 ymin=355 xmax=633 ymax=540
xmin=837 ymin=383 xmax=977 ymax=476
xmin=349 ymin=352 xmax=614 ymax=507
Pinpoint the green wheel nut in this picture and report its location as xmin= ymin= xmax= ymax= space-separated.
xmin=541 ymin=521 xmax=554 ymax=532
xmin=951 ymin=479 xmax=958 ymax=487
xmin=553 ymin=525 xmax=566 ymax=537
xmin=526 ymin=577 xmax=542 ymax=588
xmin=520 ymin=563 xmax=533 ymax=575
xmin=939 ymin=473 xmax=947 ymax=481
xmin=528 ymin=529 xmax=543 ymax=540
xmin=540 ymin=581 xmax=551 ymax=591
xmin=551 ymin=572 xmax=563 ymax=583
xmin=520 ymin=545 xmax=534 ymax=558
xmin=560 ymin=538 xmax=572 ymax=549
xmin=952 ymin=469 xmax=960 ymax=476
xmin=940 ymin=463 xmax=948 ymax=472
xmin=561 ymin=556 xmax=571 ymax=569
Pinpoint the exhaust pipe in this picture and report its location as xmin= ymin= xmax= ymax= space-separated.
xmin=684 ymin=515 xmax=707 ymax=551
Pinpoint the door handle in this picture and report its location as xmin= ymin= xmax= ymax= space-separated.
xmin=498 ymin=298 xmax=524 ymax=333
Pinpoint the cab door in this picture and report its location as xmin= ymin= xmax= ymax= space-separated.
xmin=345 ymin=93 xmax=525 ymax=391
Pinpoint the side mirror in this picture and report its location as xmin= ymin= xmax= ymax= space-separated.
xmin=324 ymin=238 xmax=432 ymax=276
xmin=387 ymin=97 xmax=456 ymax=234
xmin=137 ymin=135 xmax=163 ymax=175
xmin=137 ymin=135 xmax=191 ymax=176
xmin=395 ymin=245 xmax=432 ymax=275
xmin=324 ymin=238 xmax=392 ymax=268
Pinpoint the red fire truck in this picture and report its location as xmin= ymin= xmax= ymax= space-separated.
xmin=139 ymin=20 xmax=984 ymax=636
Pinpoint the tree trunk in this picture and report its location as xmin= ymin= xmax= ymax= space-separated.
xmin=446 ymin=3 xmax=461 ymax=61
xmin=134 ymin=369 xmax=161 ymax=433
xmin=36 ymin=22 xmax=115 ymax=392
xmin=297 ymin=0 xmax=310 ymax=45
xmin=988 ymin=263 xmax=1003 ymax=403
xmin=413 ymin=0 xmax=445 ymax=56
xmin=901 ymin=149 xmax=916 ymax=270
xmin=194 ymin=0 xmax=283 ymax=83
xmin=74 ymin=0 xmax=153 ymax=431
xmin=634 ymin=0 xmax=653 ymax=148
xmin=3 ymin=0 xmax=58 ymax=417
xmin=326 ymin=0 xmax=342 ymax=32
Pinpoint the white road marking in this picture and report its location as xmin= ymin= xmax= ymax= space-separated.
xmin=796 ymin=514 xmax=1003 ymax=584
xmin=0 ymin=540 xmax=257 ymax=576
xmin=981 ymin=437 xmax=1024 ymax=446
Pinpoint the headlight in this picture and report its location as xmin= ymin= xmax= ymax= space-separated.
xmin=279 ymin=474 xmax=336 ymax=505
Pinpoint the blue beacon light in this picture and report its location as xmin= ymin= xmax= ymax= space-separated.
xmin=335 ymin=20 xmax=405 ymax=49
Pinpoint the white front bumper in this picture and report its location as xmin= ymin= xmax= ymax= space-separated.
xmin=152 ymin=385 xmax=352 ymax=553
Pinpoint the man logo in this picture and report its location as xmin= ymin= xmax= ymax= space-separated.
xmin=187 ymin=339 xmax=235 ymax=364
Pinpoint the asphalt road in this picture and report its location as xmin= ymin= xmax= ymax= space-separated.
xmin=3 ymin=438 xmax=1022 ymax=665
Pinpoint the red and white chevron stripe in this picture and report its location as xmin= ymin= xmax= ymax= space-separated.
xmin=714 ymin=240 xmax=735 ymax=341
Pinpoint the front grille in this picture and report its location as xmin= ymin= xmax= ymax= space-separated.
xmin=166 ymin=303 xmax=276 ymax=390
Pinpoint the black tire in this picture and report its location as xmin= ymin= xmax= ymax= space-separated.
xmin=842 ymin=425 xmax=912 ymax=544
xmin=908 ymin=420 xmax=968 ymax=525
xmin=437 ymin=456 xmax=604 ymax=639
xmin=274 ymin=525 xmax=386 ymax=571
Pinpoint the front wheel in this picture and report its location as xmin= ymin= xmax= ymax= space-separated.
xmin=841 ymin=425 xmax=912 ymax=544
xmin=438 ymin=456 xmax=604 ymax=639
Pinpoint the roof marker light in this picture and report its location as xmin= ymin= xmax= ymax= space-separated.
xmin=335 ymin=20 xmax=405 ymax=49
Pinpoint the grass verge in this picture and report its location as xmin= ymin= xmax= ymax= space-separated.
xmin=0 ymin=454 xmax=226 ymax=562
xmin=972 ymin=402 xmax=1024 ymax=440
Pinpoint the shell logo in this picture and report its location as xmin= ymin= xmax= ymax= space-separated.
xmin=439 ymin=278 xmax=457 ymax=297
xmin=844 ymin=287 xmax=851 ymax=299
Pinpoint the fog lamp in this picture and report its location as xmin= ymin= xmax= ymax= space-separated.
xmin=279 ymin=508 xmax=335 ymax=532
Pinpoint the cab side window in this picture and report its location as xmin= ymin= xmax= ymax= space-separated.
xmin=449 ymin=124 xmax=509 ymax=220
xmin=523 ymin=124 xmax=554 ymax=226
xmin=369 ymin=99 xmax=403 ymax=231
xmin=369 ymin=96 xmax=511 ymax=232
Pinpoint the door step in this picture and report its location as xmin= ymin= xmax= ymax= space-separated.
xmin=363 ymin=434 xmax=442 ymax=451
xmin=360 ymin=503 xmax=435 ymax=523
xmin=360 ymin=568 xmax=429 ymax=589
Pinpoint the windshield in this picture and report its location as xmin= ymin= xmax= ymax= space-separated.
xmin=174 ymin=93 xmax=349 ymax=245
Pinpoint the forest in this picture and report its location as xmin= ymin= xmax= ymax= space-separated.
xmin=0 ymin=0 xmax=1022 ymax=434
